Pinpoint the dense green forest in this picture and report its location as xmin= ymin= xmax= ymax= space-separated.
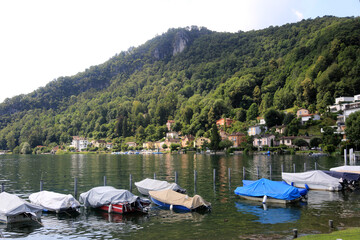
xmin=0 ymin=16 xmax=359 ymax=152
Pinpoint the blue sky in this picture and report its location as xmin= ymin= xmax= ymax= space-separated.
xmin=0 ymin=0 xmax=359 ymax=103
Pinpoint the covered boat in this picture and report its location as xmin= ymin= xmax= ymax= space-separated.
xmin=234 ymin=178 xmax=306 ymax=204
xmin=135 ymin=178 xmax=186 ymax=196
xmin=242 ymin=180 xmax=308 ymax=197
xmin=79 ymin=186 xmax=150 ymax=214
xmin=0 ymin=192 xmax=42 ymax=224
xmin=149 ymin=189 xmax=211 ymax=212
xmin=282 ymin=170 xmax=342 ymax=191
xmin=330 ymin=166 xmax=360 ymax=174
xmin=29 ymin=191 xmax=80 ymax=213
xmin=322 ymin=170 xmax=360 ymax=190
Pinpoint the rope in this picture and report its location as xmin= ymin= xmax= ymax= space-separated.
xmin=315 ymin=162 xmax=328 ymax=170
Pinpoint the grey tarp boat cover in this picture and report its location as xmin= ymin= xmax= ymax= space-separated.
xmin=135 ymin=178 xmax=186 ymax=195
xmin=149 ymin=189 xmax=211 ymax=210
xmin=79 ymin=186 xmax=140 ymax=208
xmin=0 ymin=192 xmax=42 ymax=216
xmin=282 ymin=170 xmax=342 ymax=191
xmin=29 ymin=191 xmax=80 ymax=211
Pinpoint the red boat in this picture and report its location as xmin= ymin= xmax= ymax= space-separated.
xmin=80 ymin=186 xmax=150 ymax=214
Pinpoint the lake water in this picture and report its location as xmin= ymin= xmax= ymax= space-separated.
xmin=1 ymin=153 xmax=360 ymax=239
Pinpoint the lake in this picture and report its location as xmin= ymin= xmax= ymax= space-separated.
xmin=1 ymin=153 xmax=360 ymax=239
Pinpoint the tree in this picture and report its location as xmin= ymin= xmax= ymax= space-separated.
xmin=170 ymin=143 xmax=180 ymax=152
xmin=285 ymin=118 xmax=300 ymax=136
xmin=345 ymin=111 xmax=360 ymax=149
xmin=20 ymin=142 xmax=31 ymax=154
xmin=246 ymin=103 xmax=259 ymax=121
xmin=293 ymin=138 xmax=309 ymax=148
xmin=209 ymin=124 xmax=221 ymax=152
xmin=264 ymin=109 xmax=284 ymax=128
xmin=310 ymin=137 xmax=322 ymax=148
xmin=219 ymin=139 xmax=233 ymax=150
xmin=322 ymin=126 xmax=341 ymax=147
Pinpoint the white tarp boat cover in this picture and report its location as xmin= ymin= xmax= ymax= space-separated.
xmin=282 ymin=170 xmax=341 ymax=191
xmin=330 ymin=166 xmax=360 ymax=174
xmin=79 ymin=186 xmax=140 ymax=208
xmin=29 ymin=191 xmax=80 ymax=211
xmin=135 ymin=178 xmax=185 ymax=195
xmin=149 ymin=189 xmax=211 ymax=210
xmin=0 ymin=192 xmax=42 ymax=216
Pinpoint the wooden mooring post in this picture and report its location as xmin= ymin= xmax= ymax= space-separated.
xmin=257 ymin=166 xmax=259 ymax=179
xmin=40 ymin=180 xmax=44 ymax=191
xmin=175 ymin=171 xmax=178 ymax=184
xmin=1 ymin=183 xmax=4 ymax=193
xmin=194 ymin=170 xmax=197 ymax=194
xmin=269 ymin=164 xmax=272 ymax=180
xmin=228 ymin=168 xmax=231 ymax=188
xmin=74 ymin=177 xmax=78 ymax=199
xmin=293 ymin=164 xmax=296 ymax=173
xmin=129 ymin=174 xmax=133 ymax=192
xmin=242 ymin=166 xmax=246 ymax=180
xmin=154 ymin=173 xmax=156 ymax=180
xmin=315 ymin=162 xmax=317 ymax=170
xmin=103 ymin=176 xmax=107 ymax=186
xmin=213 ymin=169 xmax=216 ymax=191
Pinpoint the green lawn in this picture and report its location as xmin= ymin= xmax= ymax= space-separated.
xmin=298 ymin=228 xmax=360 ymax=240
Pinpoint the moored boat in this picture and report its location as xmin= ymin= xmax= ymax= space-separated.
xmin=330 ymin=166 xmax=360 ymax=174
xmin=282 ymin=170 xmax=342 ymax=191
xmin=0 ymin=192 xmax=42 ymax=224
xmin=149 ymin=189 xmax=211 ymax=212
xmin=29 ymin=191 xmax=80 ymax=214
xmin=234 ymin=178 xmax=307 ymax=204
xmin=135 ymin=178 xmax=186 ymax=196
xmin=79 ymin=186 xmax=150 ymax=214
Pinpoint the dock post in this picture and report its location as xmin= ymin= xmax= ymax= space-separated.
xmin=74 ymin=177 xmax=78 ymax=199
xmin=304 ymin=162 xmax=306 ymax=172
xmin=129 ymin=174 xmax=132 ymax=192
xmin=281 ymin=164 xmax=284 ymax=173
xmin=269 ymin=164 xmax=272 ymax=180
xmin=344 ymin=149 xmax=347 ymax=165
xmin=293 ymin=164 xmax=296 ymax=173
xmin=1 ymin=183 xmax=4 ymax=193
xmin=228 ymin=168 xmax=231 ymax=189
xmin=315 ymin=162 xmax=317 ymax=170
xmin=213 ymin=169 xmax=216 ymax=190
xmin=194 ymin=170 xmax=197 ymax=194
xmin=154 ymin=173 xmax=156 ymax=180
xmin=243 ymin=167 xmax=246 ymax=180
xmin=104 ymin=176 xmax=107 ymax=186
xmin=257 ymin=166 xmax=259 ymax=179
xmin=40 ymin=180 xmax=44 ymax=191
xmin=175 ymin=171 xmax=178 ymax=184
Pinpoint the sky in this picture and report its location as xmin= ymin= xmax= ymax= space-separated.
xmin=0 ymin=0 xmax=359 ymax=103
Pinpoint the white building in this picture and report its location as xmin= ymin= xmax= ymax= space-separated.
xmin=248 ymin=125 xmax=266 ymax=136
xmin=70 ymin=136 xmax=89 ymax=151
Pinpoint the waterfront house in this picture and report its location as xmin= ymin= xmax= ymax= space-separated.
xmin=166 ymin=131 xmax=179 ymax=139
xmin=106 ymin=142 xmax=113 ymax=149
xmin=296 ymin=109 xmax=309 ymax=118
xmin=181 ymin=135 xmax=195 ymax=148
xmin=228 ymin=132 xmax=246 ymax=147
xmin=194 ymin=137 xmax=211 ymax=149
xmin=216 ymin=118 xmax=234 ymax=127
xmin=126 ymin=142 xmax=137 ymax=148
xmin=253 ymin=135 xmax=276 ymax=147
xmin=91 ymin=140 xmax=106 ymax=148
xmin=70 ymin=136 xmax=89 ymax=151
xmin=248 ymin=125 xmax=266 ymax=136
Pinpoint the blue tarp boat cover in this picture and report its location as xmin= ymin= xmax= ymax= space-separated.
xmin=242 ymin=180 xmax=308 ymax=196
xmin=234 ymin=178 xmax=301 ymax=200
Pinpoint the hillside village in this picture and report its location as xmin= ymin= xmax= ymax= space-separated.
xmin=64 ymin=94 xmax=360 ymax=154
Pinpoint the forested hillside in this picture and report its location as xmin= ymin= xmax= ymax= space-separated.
xmin=0 ymin=16 xmax=359 ymax=151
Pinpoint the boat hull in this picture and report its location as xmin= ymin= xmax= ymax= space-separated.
xmin=151 ymin=197 xmax=191 ymax=212
xmin=0 ymin=211 xmax=42 ymax=224
xmin=237 ymin=195 xmax=302 ymax=204
xmin=97 ymin=200 xmax=151 ymax=214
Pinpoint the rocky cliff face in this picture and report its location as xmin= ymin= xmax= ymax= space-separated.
xmin=172 ymin=30 xmax=189 ymax=56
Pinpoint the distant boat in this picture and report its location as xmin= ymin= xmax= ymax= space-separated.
xmin=282 ymin=170 xmax=342 ymax=191
xmin=0 ymin=192 xmax=42 ymax=224
xmin=135 ymin=178 xmax=186 ymax=196
xmin=149 ymin=189 xmax=211 ymax=212
xmin=234 ymin=178 xmax=307 ymax=204
xmin=79 ymin=186 xmax=150 ymax=214
xmin=29 ymin=191 xmax=80 ymax=214
xmin=330 ymin=166 xmax=360 ymax=174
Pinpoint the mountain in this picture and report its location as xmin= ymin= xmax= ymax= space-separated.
xmin=0 ymin=16 xmax=359 ymax=151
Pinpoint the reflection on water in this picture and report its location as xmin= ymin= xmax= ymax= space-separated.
xmin=235 ymin=201 xmax=301 ymax=224
xmin=0 ymin=154 xmax=360 ymax=239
